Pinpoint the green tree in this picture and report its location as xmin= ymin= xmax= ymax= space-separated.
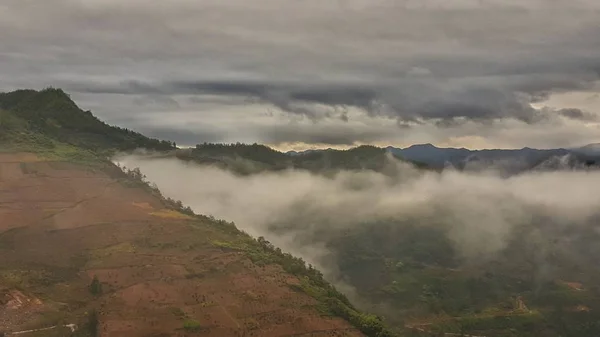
xmin=89 ymin=275 xmax=102 ymax=296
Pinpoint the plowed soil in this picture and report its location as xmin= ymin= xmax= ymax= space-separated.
xmin=0 ymin=153 xmax=363 ymax=337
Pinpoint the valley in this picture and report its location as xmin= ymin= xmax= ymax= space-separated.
xmin=119 ymin=146 xmax=600 ymax=337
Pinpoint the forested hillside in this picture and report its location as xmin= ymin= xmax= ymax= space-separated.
xmin=0 ymin=88 xmax=175 ymax=154
xmin=174 ymin=143 xmax=430 ymax=175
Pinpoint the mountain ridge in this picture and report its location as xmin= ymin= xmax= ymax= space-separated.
xmin=387 ymin=143 xmax=598 ymax=173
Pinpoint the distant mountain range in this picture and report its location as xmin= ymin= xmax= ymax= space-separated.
xmin=288 ymin=143 xmax=600 ymax=174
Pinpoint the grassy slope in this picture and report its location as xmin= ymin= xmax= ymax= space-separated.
xmin=0 ymin=88 xmax=395 ymax=337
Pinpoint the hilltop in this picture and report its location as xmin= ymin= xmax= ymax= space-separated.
xmin=0 ymin=88 xmax=175 ymax=154
xmin=0 ymin=89 xmax=394 ymax=336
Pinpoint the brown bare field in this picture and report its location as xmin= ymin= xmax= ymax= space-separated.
xmin=0 ymin=153 xmax=363 ymax=336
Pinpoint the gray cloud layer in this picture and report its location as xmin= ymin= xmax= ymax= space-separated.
xmin=1 ymin=0 xmax=600 ymax=147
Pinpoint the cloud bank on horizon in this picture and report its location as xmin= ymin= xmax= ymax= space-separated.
xmin=1 ymin=0 xmax=599 ymax=148
xmin=114 ymin=153 xmax=600 ymax=293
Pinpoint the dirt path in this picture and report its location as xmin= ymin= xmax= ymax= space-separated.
xmin=40 ymin=181 xmax=119 ymax=221
xmin=217 ymin=302 xmax=241 ymax=329
xmin=8 ymin=323 xmax=76 ymax=335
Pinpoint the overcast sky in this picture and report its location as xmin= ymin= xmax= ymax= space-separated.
xmin=1 ymin=0 xmax=599 ymax=150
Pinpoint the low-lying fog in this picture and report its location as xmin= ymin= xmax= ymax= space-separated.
xmin=114 ymin=153 xmax=600 ymax=294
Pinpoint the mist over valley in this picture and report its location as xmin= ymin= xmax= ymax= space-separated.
xmin=115 ymin=148 xmax=600 ymax=334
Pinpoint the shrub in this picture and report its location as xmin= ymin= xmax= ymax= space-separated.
xmin=183 ymin=319 xmax=202 ymax=331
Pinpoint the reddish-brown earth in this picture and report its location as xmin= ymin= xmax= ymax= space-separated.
xmin=0 ymin=153 xmax=363 ymax=337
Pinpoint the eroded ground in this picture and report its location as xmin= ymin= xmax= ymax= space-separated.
xmin=0 ymin=153 xmax=362 ymax=337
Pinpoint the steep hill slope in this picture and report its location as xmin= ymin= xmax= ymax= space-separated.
xmin=0 ymin=89 xmax=393 ymax=337
xmin=0 ymin=154 xmax=372 ymax=336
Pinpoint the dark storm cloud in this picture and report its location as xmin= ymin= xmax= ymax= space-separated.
xmin=1 ymin=0 xmax=600 ymax=146
xmin=65 ymin=52 xmax=600 ymax=124
xmin=66 ymin=75 xmax=588 ymax=124
xmin=557 ymin=108 xmax=598 ymax=121
xmin=72 ymin=80 xmax=376 ymax=106
xmin=70 ymin=80 xmax=378 ymax=120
